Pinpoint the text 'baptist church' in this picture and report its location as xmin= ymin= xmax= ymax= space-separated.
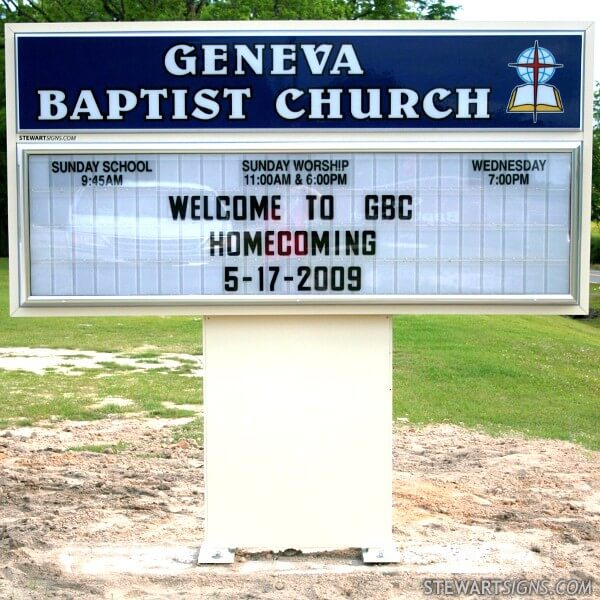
xmin=37 ymin=42 xmax=491 ymax=122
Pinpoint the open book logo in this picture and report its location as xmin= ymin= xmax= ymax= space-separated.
xmin=507 ymin=40 xmax=563 ymax=123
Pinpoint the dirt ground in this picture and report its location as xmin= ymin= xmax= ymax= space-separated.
xmin=1 ymin=415 xmax=598 ymax=600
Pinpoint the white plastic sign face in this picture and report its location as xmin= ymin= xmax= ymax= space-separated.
xmin=26 ymin=151 xmax=573 ymax=300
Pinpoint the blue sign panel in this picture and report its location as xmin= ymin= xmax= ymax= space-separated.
xmin=15 ymin=33 xmax=583 ymax=130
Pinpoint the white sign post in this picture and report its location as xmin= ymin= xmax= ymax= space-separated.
xmin=202 ymin=315 xmax=394 ymax=562
xmin=5 ymin=21 xmax=593 ymax=564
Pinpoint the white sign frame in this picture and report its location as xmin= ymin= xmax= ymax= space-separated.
xmin=5 ymin=21 xmax=594 ymax=316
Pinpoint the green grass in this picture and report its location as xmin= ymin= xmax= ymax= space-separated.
xmin=126 ymin=350 xmax=163 ymax=359
xmin=0 ymin=366 xmax=202 ymax=428
xmin=589 ymin=283 xmax=600 ymax=328
xmin=68 ymin=441 xmax=131 ymax=454
xmin=0 ymin=257 xmax=598 ymax=450
xmin=591 ymin=282 xmax=600 ymax=306
xmin=97 ymin=361 xmax=137 ymax=371
xmin=393 ymin=311 xmax=600 ymax=449
xmin=172 ymin=417 xmax=204 ymax=446
xmin=0 ymin=260 xmax=202 ymax=353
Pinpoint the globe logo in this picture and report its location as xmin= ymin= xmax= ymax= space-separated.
xmin=514 ymin=45 xmax=558 ymax=84
xmin=507 ymin=40 xmax=564 ymax=123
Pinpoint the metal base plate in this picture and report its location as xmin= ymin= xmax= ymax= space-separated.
xmin=197 ymin=545 xmax=235 ymax=564
xmin=362 ymin=545 xmax=401 ymax=564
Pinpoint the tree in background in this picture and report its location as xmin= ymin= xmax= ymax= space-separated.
xmin=593 ymin=83 xmax=600 ymax=225
xmin=0 ymin=0 xmax=457 ymax=21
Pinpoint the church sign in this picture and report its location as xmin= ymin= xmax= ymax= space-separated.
xmin=15 ymin=31 xmax=583 ymax=130
xmin=5 ymin=22 xmax=593 ymax=315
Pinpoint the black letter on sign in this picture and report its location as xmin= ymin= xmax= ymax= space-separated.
xmin=169 ymin=196 xmax=188 ymax=220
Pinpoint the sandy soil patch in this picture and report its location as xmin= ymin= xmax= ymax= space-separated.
xmin=0 ymin=420 xmax=598 ymax=599
xmin=0 ymin=347 xmax=203 ymax=376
